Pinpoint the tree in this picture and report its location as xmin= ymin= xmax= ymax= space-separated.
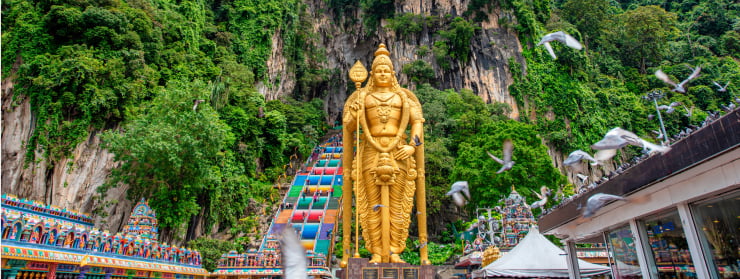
xmin=618 ymin=5 xmax=679 ymax=73
xmin=451 ymin=120 xmax=567 ymax=211
xmin=188 ymin=237 xmax=242 ymax=272
xmin=402 ymin=60 xmax=435 ymax=86
xmin=438 ymin=17 xmax=479 ymax=64
xmin=102 ymin=79 xmax=235 ymax=231
xmin=561 ymin=0 xmax=610 ymax=48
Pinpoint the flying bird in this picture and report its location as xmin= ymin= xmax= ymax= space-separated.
xmin=591 ymin=127 xmax=671 ymax=155
xmin=536 ymin=31 xmax=583 ymax=60
xmin=656 ymin=102 xmax=681 ymax=114
xmin=192 ymin=99 xmax=205 ymax=111
xmin=582 ymin=193 xmax=627 ymax=218
xmin=279 ymin=228 xmax=308 ymax=279
xmin=465 ymin=221 xmax=480 ymax=232
xmin=529 ymin=186 xmax=550 ymax=209
xmin=564 ymin=150 xmax=599 ymax=167
xmin=683 ymin=105 xmax=694 ymax=118
xmin=655 ymin=66 xmax=701 ymax=93
xmin=487 ymin=139 xmax=515 ymax=174
xmin=446 ymin=181 xmax=471 ymax=208
xmin=413 ymin=135 xmax=423 ymax=146
xmin=713 ymin=81 xmax=730 ymax=92
xmin=372 ymin=204 xmax=386 ymax=212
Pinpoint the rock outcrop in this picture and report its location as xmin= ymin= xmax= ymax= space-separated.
xmin=1 ymin=57 xmax=132 ymax=234
xmin=260 ymin=0 xmax=523 ymax=121
xmin=2 ymin=0 xmax=533 ymax=244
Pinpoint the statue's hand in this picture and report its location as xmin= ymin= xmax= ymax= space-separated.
xmin=350 ymin=100 xmax=362 ymax=112
xmin=395 ymin=145 xmax=415 ymax=160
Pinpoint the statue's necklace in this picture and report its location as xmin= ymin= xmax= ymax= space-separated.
xmin=371 ymin=93 xmax=395 ymax=123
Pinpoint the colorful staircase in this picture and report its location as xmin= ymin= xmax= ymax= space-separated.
xmin=212 ymin=134 xmax=344 ymax=278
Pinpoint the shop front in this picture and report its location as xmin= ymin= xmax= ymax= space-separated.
xmin=539 ymin=111 xmax=739 ymax=278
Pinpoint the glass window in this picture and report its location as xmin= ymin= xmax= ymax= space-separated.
xmin=692 ymin=190 xmax=740 ymax=278
xmin=643 ymin=210 xmax=697 ymax=278
xmin=607 ymin=225 xmax=644 ymax=278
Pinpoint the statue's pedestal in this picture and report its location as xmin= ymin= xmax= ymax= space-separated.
xmin=337 ymin=258 xmax=437 ymax=279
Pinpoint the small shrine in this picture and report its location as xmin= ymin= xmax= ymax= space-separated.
xmin=454 ymin=186 xmax=537 ymax=272
xmin=500 ymin=186 xmax=537 ymax=248
xmin=121 ymin=198 xmax=159 ymax=239
xmin=1 ymin=194 xmax=208 ymax=279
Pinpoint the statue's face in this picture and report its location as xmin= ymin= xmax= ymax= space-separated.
xmin=372 ymin=65 xmax=393 ymax=87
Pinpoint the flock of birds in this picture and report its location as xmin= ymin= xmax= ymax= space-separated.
xmin=446 ymin=101 xmax=734 ymax=237
xmin=279 ymin=30 xmax=739 ymax=276
xmin=446 ymin=30 xmax=738 ymax=224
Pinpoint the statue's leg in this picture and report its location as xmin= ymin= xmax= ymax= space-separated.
xmin=360 ymin=149 xmax=383 ymax=262
xmin=388 ymin=161 xmax=416 ymax=263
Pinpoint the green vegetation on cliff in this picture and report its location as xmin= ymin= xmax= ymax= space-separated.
xmin=3 ymin=0 xmax=328 ymax=242
xmin=3 ymin=0 xmax=739 ymax=266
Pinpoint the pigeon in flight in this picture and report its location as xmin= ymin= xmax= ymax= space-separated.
xmin=593 ymin=149 xmax=618 ymax=162
xmin=582 ymin=193 xmax=627 ymax=218
xmin=591 ymin=127 xmax=671 ymax=155
xmin=446 ymin=181 xmax=471 ymax=208
xmin=656 ymin=102 xmax=681 ymax=114
xmin=487 ymin=139 xmax=515 ymax=174
xmin=713 ymin=81 xmax=730 ymax=92
xmin=372 ymin=204 xmax=386 ymax=212
xmin=529 ymin=186 xmax=551 ymax=209
xmin=279 ymin=228 xmax=308 ymax=279
xmin=564 ymin=150 xmax=599 ymax=167
xmin=682 ymin=105 xmax=695 ymax=118
xmin=655 ymin=66 xmax=701 ymax=93
xmin=413 ymin=135 xmax=423 ymax=146
xmin=192 ymin=99 xmax=205 ymax=111
xmin=465 ymin=221 xmax=481 ymax=232
xmin=537 ymin=31 xmax=583 ymax=60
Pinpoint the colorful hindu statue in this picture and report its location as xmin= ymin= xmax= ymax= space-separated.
xmin=341 ymin=43 xmax=428 ymax=265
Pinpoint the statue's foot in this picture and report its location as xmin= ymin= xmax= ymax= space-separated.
xmin=390 ymin=254 xmax=406 ymax=263
xmin=369 ymin=254 xmax=382 ymax=263
xmin=421 ymin=259 xmax=431 ymax=265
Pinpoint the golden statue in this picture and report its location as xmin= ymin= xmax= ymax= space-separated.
xmin=341 ymin=43 xmax=429 ymax=266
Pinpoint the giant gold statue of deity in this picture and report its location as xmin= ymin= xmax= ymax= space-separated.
xmin=341 ymin=43 xmax=429 ymax=266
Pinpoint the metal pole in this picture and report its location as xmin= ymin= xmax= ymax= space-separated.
xmin=653 ymin=98 xmax=669 ymax=146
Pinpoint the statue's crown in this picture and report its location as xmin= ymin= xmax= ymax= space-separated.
xmin=372 ymin=43 xmax=393 ymax=70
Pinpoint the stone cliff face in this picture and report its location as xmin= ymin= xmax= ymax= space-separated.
xmin=1 ymin=0 xmax=551 ymax=244
xmin=259 ymin=0 xmax=523 ymax=121
xmin=1 ymin=60 xmax=133 ymax=234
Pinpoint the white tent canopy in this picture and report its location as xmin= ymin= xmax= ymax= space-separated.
xmin=472 ymin=227 xmax=610 ymax=278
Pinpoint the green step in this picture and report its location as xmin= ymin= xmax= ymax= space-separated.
xmin=327 ymin=197 xmax=340 ymax=210
xmin=314 ymin=239 xmax=331 ymax=255
xmin=332 ymin=185 xmax=342 ymax=197
xmin=288 ymin=186 xmax=303 ymax=197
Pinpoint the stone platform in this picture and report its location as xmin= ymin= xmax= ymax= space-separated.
xmin=337 ymin=258 xmax=437 ymax=279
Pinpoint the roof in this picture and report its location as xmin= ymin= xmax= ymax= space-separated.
xmin=2 ymin=242 xmax=209 ymax=276
xmin=472 ymin=227 xmax=609 ymax=278
xmin=539 ymin=110 xmax=740 ymax=233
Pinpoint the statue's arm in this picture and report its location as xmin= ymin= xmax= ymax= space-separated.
xmin=342 ymin=90 xmax=360 ymax=132
xmin=405 ymin=89 xmax=425 ymax=143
